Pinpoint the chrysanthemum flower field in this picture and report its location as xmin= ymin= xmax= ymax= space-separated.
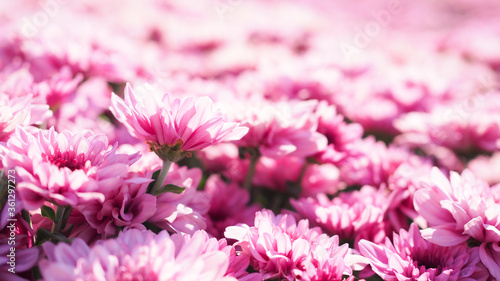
xmin=1 ymin=0 xmax=500 ymax=280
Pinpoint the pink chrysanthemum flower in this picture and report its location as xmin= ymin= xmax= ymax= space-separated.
xmin=225 ymin=209 xmax=362 ymax=280
xmin=414 ymin=167 xmax=498 ymax=246
xmin=0 ymin=93 xmax=51 ymax=142
xmin=39 ymin=229 xmax=245 ymax=281
xmin=197 ymin=142 xmax=241 ymax=174
xmin=226 ymin=97 xmax=327 ymax=159
xmin=0 ymin=93 xmax=31 ymax=142
xmin=385 ymin=160 xmax=435 ymax=230
xmin=359 ymin=224 xmax=490 ymax=281
xmin=413 ymin=167 xmax=500 ymax=278
xmin=467 ymin=152 xmax=500 ymax=185
xmin=313 ymin=101 xmax=364 ymax=165
xmin=394 ymin=96 xmax=500 ymax=154
xmin=335 ymin=51 xmax=494 ymax=135
xmin=2 ymin=127 xmax=140 ymax=210
xmin=338 ymin=136 xmax=426 ymax=187
xmin=291 ymin=186 xmax=389 ymax=247
xmin=78 ymin=173 xmax=156 ymax=238
xmin=301 ymin=163 xmax=345 ymax=197
xmin=110 ymin=83 xmax=248 ymax=162
xmin=204 ymin=175 xmax=260 ymax=238
xmin=249 ymin=155 xmax=304 ymax=192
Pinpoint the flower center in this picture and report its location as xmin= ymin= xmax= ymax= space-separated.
xmin=46 ymin=150 xmax=86 ymax=171
xmin=413 ymin=251 xmax=445 ymax=275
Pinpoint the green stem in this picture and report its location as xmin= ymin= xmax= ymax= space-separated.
xmin=244 ymin=149 xmax=260 ymax=191
xmin=51 ymin=206 xmax=70 ymax=234
xmin=150 ymin=160 xmax=172 ymax=195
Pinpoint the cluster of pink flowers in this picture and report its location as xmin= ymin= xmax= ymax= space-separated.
xmin=1 ymin=0 xmax=500 ymax=280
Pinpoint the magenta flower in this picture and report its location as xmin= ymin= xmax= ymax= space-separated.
xmin=110 ymin=83 xmax=248 ymax=161
xmin=78 ymin=173 xmax=156 ymax=238
xmin=359 ymin=224 xmax=490 ymax=281
xmin=2 ymin=126 xmax=140 ymax=210
xmin=0 ymin=203 xmax=39 ymax=281
xmin=314 ymin=101 xmax=364 ymax=165
xmin=39 ymin=229 xmax=244 ymax=281
xmin=204 ymin=175 xmax=260 ymax=238
xmin=225 ymin=209 xmax=362 ymax=280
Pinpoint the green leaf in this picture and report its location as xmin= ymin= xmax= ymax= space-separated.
xmin=34 ymin=228 xmax=53 ymax=246
xmin=60 ymin=206 xmax=73 ymax=230
xmin=143 ymin=222 xmax=163 ymax=234
xmin=21 ymin=209 xmax=32 ymax=228
xmin=151 ymin=184 xmax=186 ymax=196
xmin=35 ymin=228 xmax=71 ymax=246
xmin=146 ymin=169 xmax=161 ymax=194
xmin=41 ymin=206 xmax=55 ymax=222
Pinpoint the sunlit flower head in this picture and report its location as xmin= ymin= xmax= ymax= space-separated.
xmin=110 ymin=83 xmax=248 ymax=162
xmin=2 ymin=126 xmax=139 ymax=210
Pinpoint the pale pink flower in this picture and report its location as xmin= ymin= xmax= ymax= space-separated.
xmin=0 ymin=65 xmax=35 ymax=96
xmin=394 ymin=97 xmax=500 ymax=153
xmin=291 ymin=186 xmax=389 ymax=247
xmin=110 ymin=83 xmax=248 ymax=161
xmin=51 ymin=78 xmax=115 ymax=138
xmin=30 ymin=67 xmax=83 ymax=107
xmin=414 ymin=168 xmax=500 ymax=278
xmin=0 ymin=67 xmax=52 ymax=142
xmin=386 ymin=160 xmax=435 ymax=230
xmin=414 ymin=167 xmax=498 ymax=246
xmin=2 ymin=127 xmax=140 ymax=210
xmin=467 ymin=152 xmax=500 ymax=185
xmin=440 ymin=22 xmax=500 ymax=67
xmin=21 ymin=29 xmax=138 ymax=83
xmin=0 ymin=94 xmax=32 ymax=142
xmin=225 ymin=209 xmax=360 ymax=280
xmin=336 ymin=51 xmax=494 ymax=134
xmin=251 ymin=155 xmax=304 ymax=192
xmin=203 ymin=175 xmax=260 ymax=238
xmin=196 ymin=142 xmax=241 ymax=174
xmin=226 ymin=97 xmax=327 ymax=158
xmin=338 ymin=136 xmax=420 ymax=187
xmin=39 ymin=229 xmax=241 ymax=281
xmin=231 ymin=59 xmax=345 ymax=102
xmin=359 ymin=224 xmax=490 ymax=281
xmin=170 ymin=229 xmax=260 ymax=281
xmin=301 ymin=163 xmax=345 ymax=197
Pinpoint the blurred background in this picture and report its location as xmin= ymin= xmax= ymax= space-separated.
xmin=1 ymin=0 xmax=500 ymax=177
